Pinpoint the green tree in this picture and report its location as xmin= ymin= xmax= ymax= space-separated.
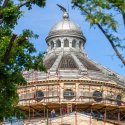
xmin=0 ymin=0 xmax=46 ymax=120
xmin=72 ymin=0 xmax=125 ymax=65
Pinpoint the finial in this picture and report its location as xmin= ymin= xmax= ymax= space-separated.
xmin=57 ymin=4 xmax=69 ymax=20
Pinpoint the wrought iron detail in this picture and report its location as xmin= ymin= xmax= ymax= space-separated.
xmin=59 ymin=55 xmax=78 ymax=69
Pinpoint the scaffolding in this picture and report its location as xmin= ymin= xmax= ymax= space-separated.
xmin=17 ymin=70 xmax=125 ymax=125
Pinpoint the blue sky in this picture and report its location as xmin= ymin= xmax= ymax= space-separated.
xmin=14 ymin=0 xmax=125 ymax=76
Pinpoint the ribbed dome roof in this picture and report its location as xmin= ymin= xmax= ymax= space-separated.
xmin=46 ymin=12 xmax=85 ymax=41
xmin=50 ymin=19 xmax=82 ymax=32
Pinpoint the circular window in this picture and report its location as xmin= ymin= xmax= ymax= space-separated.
xmin=116 ymin=95 xmax=121 ymax=105
xmin=93 ymin=91 xmax=103 ymax=102
xmin=63 ymin=89 xmax=75 ymax=100
xmin=35 ymin=91 xmax=44 ymax=101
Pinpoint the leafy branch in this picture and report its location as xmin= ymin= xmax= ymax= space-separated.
xmin=0 ymin=0 xmax=46 ymax=119
xmin=72 ymin=1 xmax=125 ymax=66
xmin=2 ymin=33 xmax=17 ymax=64
xmin=2 ymin=0 xmax=9 ymax=7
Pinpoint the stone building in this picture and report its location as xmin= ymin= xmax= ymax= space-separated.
xmin=17 ymin=5 xmax=125 ymax=125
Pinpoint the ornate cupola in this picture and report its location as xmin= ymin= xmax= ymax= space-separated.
xmin=43 ymin=5 xmax=125 ymax=87
xmin=46 ymin=5 xmax=86 ymax=53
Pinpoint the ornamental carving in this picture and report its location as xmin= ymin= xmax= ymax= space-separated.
xmin=46 ymin=30 xmax=85 ymax=40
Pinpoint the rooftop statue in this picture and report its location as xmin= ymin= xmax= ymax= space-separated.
xmin=57 ymin=4 xmax=69 ymax=20
xmin=57 ymin=4 xmax=67 ymax=12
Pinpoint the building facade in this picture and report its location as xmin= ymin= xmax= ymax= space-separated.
xmin=17 ymin=6 xmax=125 ymax=125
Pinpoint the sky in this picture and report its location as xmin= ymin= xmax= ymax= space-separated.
xmin=14 ymin=0 xmax=125 ymax=76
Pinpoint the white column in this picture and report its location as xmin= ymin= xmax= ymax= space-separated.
xmin=48 ymin=42 xmax=51 ymax=51
xmin=69 ymin=38 xmax=72 ymax=48
xmin=76 ymin=40 xmax=79 ymax=49
xmin=61 ymin=39 xmax=64 ymax=48
xmin=81 ymin=42 xmax=84 ymax=51
xmin=54 ymin=40 xmax=56 ymax=49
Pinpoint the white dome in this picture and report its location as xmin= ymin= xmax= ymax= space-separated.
xmin=51 ymin=19 xmax=82 ymax=32
xmin=46 ymin=12 xmax=85 ymax=41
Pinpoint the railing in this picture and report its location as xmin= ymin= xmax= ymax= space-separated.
xmin=18 ymin=96 xmax=125 ymax=107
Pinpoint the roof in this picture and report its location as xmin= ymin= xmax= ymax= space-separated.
xmin=42 ymin=49 xmax=125 ymax=86
xmin=23 ymin=7 xmax=125 ymax=87
xmin=46 ymin=10 xmax=85 ymax=41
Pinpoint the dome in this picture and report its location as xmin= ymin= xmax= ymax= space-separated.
xmin=51 ymin=19 xmax=81 ymax=32
xmin=46 ymin=12 xmax=85 ymax=41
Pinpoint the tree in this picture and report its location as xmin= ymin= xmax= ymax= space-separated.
xmin=72 ymin=0 xmax=125 ymax=65
xmin=0 ymin=0 xmax=46 ymax=120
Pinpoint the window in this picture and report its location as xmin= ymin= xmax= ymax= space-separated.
xmin=93 ymin=91 xmax=103 ymax=102
xmin=35 ymin=90 xmax=44 ymax=102
xmin=64 ymin=39 xmax=69 ymax=47
xmin=51 ymin=41 xmax=54 ymax=49
xmin=116 ymin=95 xmax=121 ymax=105
xmin=56 ymin=39 xmax=61 ymax=47
xmin=63 ymin=89 xmax=75 ymax=100
xmin=72 ymin=40 xmax=76 ymax=48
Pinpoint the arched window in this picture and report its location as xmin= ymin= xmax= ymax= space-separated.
xmin=116 ymin=95 xmax=122 ymax=106
xmin=72 ymin=39 xmax=76 ymax=48
xmin=93 ymin=91 xmax=103 ymax=102
xmin=63 ymin=89 xmax=75 ymax=100
xmin=56 ymin=39 xmax=61 ymax=47
xmin=35 ymin=90 xmax=44 ymax=102
xmin=79 ymin=41 xmax=82 ymax=49
xmin=50 ymin=41 xmax=54 ymax=49
xmin=64 ymin=39 xmax=69 ymax=47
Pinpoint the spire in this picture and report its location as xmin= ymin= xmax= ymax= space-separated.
xmin=57 ymin=4 xmax=69 ymax=20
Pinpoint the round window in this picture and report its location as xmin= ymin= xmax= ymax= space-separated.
xmin=63 ymin=89 xmax=75 ymax=100
xmin=35 ymin=90 xmax=44 ymax=101
xmin=116 ymin=95 xmax=121 ymax=105
xmin=93 ymin=91 xmax=103 ymax=102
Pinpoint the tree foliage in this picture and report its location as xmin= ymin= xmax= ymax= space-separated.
xmin=72 ymin=0 xmax=125 ymax=65
xmin=0 ymin=0 xmax=46 ymax=120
